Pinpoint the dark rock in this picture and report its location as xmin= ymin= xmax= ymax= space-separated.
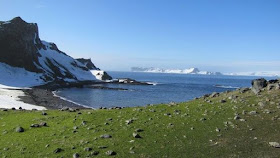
xmin=84 ymin=147 xmax=93 ymax=151
xmin=135 ymin=129 xmax=144 ymax=132
xmin=90 ymin=151 xmax=99 ymax=156
xmin=42 ymin=111 xmax=47 ymax=115
xmin=98 ymin=146 xmax=107 ymax=149
xmin=81 ymin=121 xmax=87 ymax=125
xmin=39 ymin=122 xmax=47 ymax=126
xmin=133 ymin=133 xmax=142 ymax=138
xmin=268 ymin=79 xmax=278 ymax=84
xmin=239 ymin=88 xmax=250 ymax=93
xmin=251 ymin=78 xmax=267 ymax=94
xmin=220 ymin=99 xmax=226 ymax=103
xmin=76 ymin=58 xmax=98 ymax=70
xmin=53 ymin=148 xmax=62 ymax=153
xmin=105 ymin=150 xmax=116 ymax=156
xmin=30 ymin=124 xmax=40 ymax=128
xmin=210 ymin=92 xmax=219 ymax=98
xmin=0 ymin=17 xmax=43 ymax=72
xmin=100 ymin=134 xmax=112 ymax=139
xmin=11 ymin=107 xmax=16 ymax=110
xmin=15 ymin=127 xmax=24 ymax=133
xmin=73 ymin=153 xmax=80 ymax=158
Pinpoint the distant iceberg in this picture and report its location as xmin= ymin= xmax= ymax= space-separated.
xmin=131 ymin=67 xmax=222 ymax=75
xmin=131 ymin=67 xmax=280 ymax=77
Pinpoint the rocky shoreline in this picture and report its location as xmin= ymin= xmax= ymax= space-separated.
xmin=18 ymin=79 xmax=153 ymax=110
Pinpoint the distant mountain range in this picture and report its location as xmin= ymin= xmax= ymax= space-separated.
xmin=131 ymin=67 xmax=280 ymax=77
xmin=131 ymin=67 xmax=222 ymax=75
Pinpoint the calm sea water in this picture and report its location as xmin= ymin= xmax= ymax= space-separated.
xmin=56 ymin=72 xmax=272 ymax=108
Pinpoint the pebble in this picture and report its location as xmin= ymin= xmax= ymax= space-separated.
xmin=133 ymin=133 xmax=142 ymax=138
xmin=84 ymin=147 xmax=92 ymax=151
xmin=269 ymin=142 xmax=280 ymax=148
xmin=73 ymin=153 xmax=80 ymax=158
xmin=42 ymin=111 xmax=47 ymax=115
xmin=100 ymin=134 xmax=112 ymax=139
xmin=53 ymin=148 xmax=62 ymax=153
xmin=105 ymin=150 xmax=116 ymax=156
xmin=15 ymin=127 xmax=24 ymax=133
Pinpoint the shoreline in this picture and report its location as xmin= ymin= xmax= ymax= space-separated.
xmin=18 ymin=79 xmax=154 ymax=110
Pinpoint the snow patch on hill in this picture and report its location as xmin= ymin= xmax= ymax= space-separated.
xmin=0 ymin=62 xmax=44 ymax=88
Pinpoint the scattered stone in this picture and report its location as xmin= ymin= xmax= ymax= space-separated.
xmin=210 ymin=92 xmax=219 ymax=98
xmin=200 ymin=118 xmax=207 ymax=121
xmin=239 ymin=88 xmax=250 ymax=93
xmin=258 ymin=102 xmax=265 ymax=108
xmin=234 ymin=115 xmax=241 ymax=120
xmin=84 ymin=147 xmax=93 ymax=151
xmin=164 ymin=113 xmax=171 ymax=116
xmin=220 ymin=99 xmax=226 ymax=103
xmin=45 ymin=144 xmax=49 ymax=148
xmin=125 ymin=119 xmax=134 ymax=125
xmin=100 ymin=134 xmax=112 ymax=139
xmin=90 ymin=151 xmax=99 ymax=156
xmin=269 ymin=142 xmax=280 ymax=148
xmin=39 ymin=122 xmax=47 ymax=127
xmin=263 ymin=109 xmax=271 ymax=114
xmin=133 ymin=133 xmax=142 ymax=138
xmin=81 ymin=121 xmax=87 ymax=125
xmin=73 ymin=126 xmax=78 ymax=130
xmin=98 ymin=146 xmax=107 ymax=149
xmin=42 ymin=111 xmax=47 ymax=115
xmin=15 ymin=127 xmax=24 ymax=133
xmin=249 ymin=111 xmax=258 ymax=115
xmin=105 ymin=150 xmax=116 ymax=156
xmin=53 ymin=148 xmax=62 ymax=153
xmin=239 ymin=119 xmax=246 ymax=122
xmin=215 ymin=128 xmax=220 ymax=132
xmin=30 ymin=124 xmax=40 ymax=128
xmin=135 ymin=129 xmax=144 ymax=132
xmin=73 ymin=153 xmax=80 ymax=158
xmin=11 ymin=107 xmax=16 ymax=110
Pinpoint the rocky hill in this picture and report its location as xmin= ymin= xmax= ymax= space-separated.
xmin=0 ymin=17 xmax=111 ymax=86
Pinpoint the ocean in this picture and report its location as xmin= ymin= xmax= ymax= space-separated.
xmin=55 ymin=71 xmax=273 ymax=108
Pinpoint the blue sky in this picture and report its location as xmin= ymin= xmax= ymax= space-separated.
xmin=0 ymin=0 xmax=280 ymax=72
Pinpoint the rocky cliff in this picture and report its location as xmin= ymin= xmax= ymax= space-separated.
xmin=0 ymin=17 xmax=112 ymax=85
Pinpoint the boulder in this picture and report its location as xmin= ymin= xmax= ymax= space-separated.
xmin=251 ymin=78 xmax=267 ymax=94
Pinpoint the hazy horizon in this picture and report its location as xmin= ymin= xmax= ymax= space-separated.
xmin=0 ymin=0 xmax=279 ymax=73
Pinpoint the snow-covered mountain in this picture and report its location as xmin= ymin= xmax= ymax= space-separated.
xmin=0 ymin=17 xmax=111 ymax=87
xmin=225 ymin=72 xmax=280 ymax=77
xmin=131 ymin=67 xmax=222 ymax=75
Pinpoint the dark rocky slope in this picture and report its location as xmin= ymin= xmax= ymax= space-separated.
xmin=0 ymin=17 xmax=111 ymax=83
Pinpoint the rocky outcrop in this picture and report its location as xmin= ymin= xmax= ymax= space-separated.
xmin=251 ymin=78 xmax=267 ymax=94
xmin=0 ymin=17 xmax=111 ymax=83
xmin=76 ymin=58 xmax=99 ymax=70
xmin=0 ymin=17 xmax=43 ymax=72
xmin=251 ymin=78 xmax=279 ymax=94
xmin=91 ymin=70 xmax=112 ymax=80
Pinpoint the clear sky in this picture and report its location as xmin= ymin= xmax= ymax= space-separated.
xmin=0 ymin=0 xmax=280 ymax=73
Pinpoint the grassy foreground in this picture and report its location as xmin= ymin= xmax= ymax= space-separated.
xmin=0 ymin=88 xmax=280 ymax=158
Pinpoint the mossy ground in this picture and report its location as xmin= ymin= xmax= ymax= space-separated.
xmin=0 ymin=89 xmax=280 ymax=157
